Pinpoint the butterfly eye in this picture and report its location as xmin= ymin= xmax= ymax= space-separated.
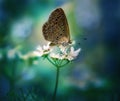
xmin=60 ymin=34 xmax=62 ymax=36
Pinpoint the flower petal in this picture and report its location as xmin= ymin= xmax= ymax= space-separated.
xmin=73 ymin=48 xmax=81 ymax=57
xmin=70 ymin=47 xmax=74 ymax=53
xmin=50 ymin=53 xmax=60 ymax=59
xmin=65 ymin=47 xmax=81 ymax=61
xmin=37 ymin=46 xmax=42 ymax=51
xmin=33 ymin=51 xmax=43 ymax=57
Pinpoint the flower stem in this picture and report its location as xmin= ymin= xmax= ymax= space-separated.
xmin=47 ymin=56 xmax=56 ymax=66
xmin=52 ymin=67 xmax=60 ymax=101
xmin=60 ymin=60 xmax=69 ymax=68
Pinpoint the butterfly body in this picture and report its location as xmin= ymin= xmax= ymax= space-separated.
xmin=42 ymin=8 xmax=71 ymax=46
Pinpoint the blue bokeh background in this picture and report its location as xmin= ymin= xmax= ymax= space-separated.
xmin=0 ymin=0 xmax=120 ymax=101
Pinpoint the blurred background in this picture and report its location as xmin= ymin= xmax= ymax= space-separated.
xmin=0 ymin=0 xmax=120 ymax=101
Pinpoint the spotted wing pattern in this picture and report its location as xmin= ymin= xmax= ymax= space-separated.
xmin=42 ymin=8 xmax=70 ymax=45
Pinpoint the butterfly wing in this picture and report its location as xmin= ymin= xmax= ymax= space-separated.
xmin=42 ymin=8 xmax=70 ymax=45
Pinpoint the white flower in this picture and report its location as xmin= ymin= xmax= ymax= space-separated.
xmin=50 ymin=53 xmax=65 ymax=60
xmin=50 ymin=53 xmax=59 ymax=59
xmin=59 ymin=41 xmax=76 ymax=54
xmin=71 ymin=40 xmax=75 ymax=45
xmin=65 ymin=47 xmax=81 ymax=61
xmin=18 ymin=52 xmax=38 ymax=60
xmin=43 ymin=42 xmax=50 ymax=50
xmin=59 ymin=45 xmax=67 ymax=54
xmin=33 ymin=41 xmax=81 ymax=61
xmin=50 ymin=46 xmax=81 ymax=61
xmin=33 ymin=42 xmax=51 ymax=57
xmin=33 ymin=46 xmax=44 ymax=57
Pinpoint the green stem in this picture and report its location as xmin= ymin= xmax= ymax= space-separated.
xmin=52 ymin=67 xmax=60 ymax=101
xmin=60 ymin=60 xmax=69 ymax=68
xmin=47 ymin=56 xmax=56 ymax=66
xmin=57 ymin=59 xmax=63 ymax=67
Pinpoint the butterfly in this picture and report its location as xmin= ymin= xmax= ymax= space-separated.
xmin=42 ymin=8 xmax=71 ymax=46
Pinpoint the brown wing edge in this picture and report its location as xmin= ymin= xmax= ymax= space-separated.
xmin=42 ymin=22 xmax=48 ymax=40
xmin=62 ymin=8 xmax=70 ymax=41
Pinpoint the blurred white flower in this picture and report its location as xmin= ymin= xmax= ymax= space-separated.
xmin=18 ymin=52 xmax=37 ymax=60
xmin=33 ymin=41 xmax=81 ymax=61
xmin=59 ymin=45 xmax=67 ymax=54
xmin=50 ymin=46 xmax=81 ymax=61
xmin=33 ymin=46 xmax=44 ymax=57
xmin=50 ymin=53 xmax=65 ymax=60
xmin=33 ymin=42 xmax=51 ymax=57
xmin=65 ymin=47 xmax=81 ymax=61
xmin=18 ymin=52 xmax=39 ymax=64
xmin=43 ymin=42 xmax=50 ymax=50
xmin=59 ymin=41 xmax=75 ymax=54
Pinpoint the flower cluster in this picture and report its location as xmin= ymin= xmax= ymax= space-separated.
xmin=33 ymin=42 xmax=52 ymax=57
xmin=34 ymin=42 xmax=81 ymax=61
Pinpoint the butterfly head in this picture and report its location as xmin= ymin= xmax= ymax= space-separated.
xmin=49 ymin=37 xmax=71 ymax=47
xmin=58 ymin=36 xmax=71 ymax=46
